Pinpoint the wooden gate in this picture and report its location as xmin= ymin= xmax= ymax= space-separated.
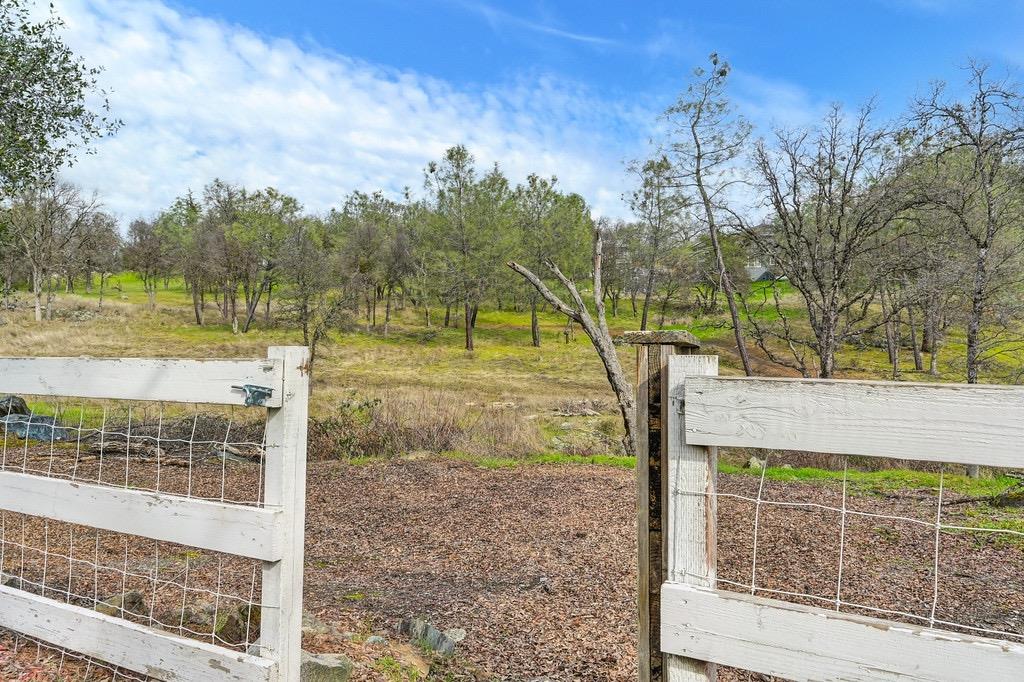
xmin=0 ymin=346 xmax=309 ymax=681
xmin=659 ymin=354 xmax=1024 ymax=681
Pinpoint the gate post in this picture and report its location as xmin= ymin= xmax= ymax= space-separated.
xmin=262 ymin=346 xmax=310 ymax=682
xmin=623 ymin=331 xmax=701 ymax=682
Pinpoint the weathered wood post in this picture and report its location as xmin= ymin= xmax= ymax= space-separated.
xmin=623 ymin=330 xmax=702 ymax=682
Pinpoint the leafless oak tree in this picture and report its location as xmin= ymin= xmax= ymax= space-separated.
xmin=508 ymin=226 xmax=637 ymax=457
xmin=745 ymin=103 xmax=920 ymax=377
xmin=912 ymin=62 xmax=1024 ymax=385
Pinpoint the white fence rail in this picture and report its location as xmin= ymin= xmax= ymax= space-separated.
xmin=0 ymin=346 xmax=309 ymax=682
xmin=661 ymin=355 xmax=1024 ymax=682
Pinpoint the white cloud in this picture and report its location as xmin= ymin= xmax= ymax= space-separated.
xmin=448 ymin=0 xmax=620 ymax=47
xmin=730 ymin=70 xmax=829 ymax=132
xmin=53 ymin=0 xmax=655 ymax=222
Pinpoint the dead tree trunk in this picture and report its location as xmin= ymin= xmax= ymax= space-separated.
xmin=508 ymin=229 xmax=638 ymax=457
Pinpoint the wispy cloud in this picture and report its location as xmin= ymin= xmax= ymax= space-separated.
xmin=447 ymin=0 xmax=618 ymax=47
xmin=730 ymin=70 xmax=830 ymax=131
xmin=53 ymin=0 xmax=653 ymax=221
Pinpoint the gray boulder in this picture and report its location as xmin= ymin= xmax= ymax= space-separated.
xmin=0 ymin=413 xmax=70 ymax=441
xmin=745 ymin=456 xmax=766 ymax=471
xmin=0 ymin=395 xmax=28 ymax=417
xmin=300 ymin=651 xmax=353 ymax=682
xmin=397 ymin=617 xmax=458 ymax=656
xmin=95 ymin=591 xmax=147 ymax=617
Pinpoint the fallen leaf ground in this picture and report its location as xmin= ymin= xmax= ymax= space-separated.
xmin=3 ymin=457 xmax=1023 ymax=680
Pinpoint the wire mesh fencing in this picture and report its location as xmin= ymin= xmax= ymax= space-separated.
xmin=0 ymin=363 xmax=301 ymax=682
xmin=699 ymin=452 xmax=1024 ymax=647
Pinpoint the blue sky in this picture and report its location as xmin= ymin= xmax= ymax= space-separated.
xmin=54 ymin=0 xmax=1024 ymax=220
xmin=176 ymin=0 xmax=1024 ymax=113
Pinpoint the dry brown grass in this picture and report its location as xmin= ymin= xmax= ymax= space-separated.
xmin=308 ymin=391 xmax=545 ymax=460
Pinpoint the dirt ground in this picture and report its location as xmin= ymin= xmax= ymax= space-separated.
xmin=3 ymin=457 xmax=1023 ymax=680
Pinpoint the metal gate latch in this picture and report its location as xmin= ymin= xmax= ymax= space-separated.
xmin=232 ymin=384 xmax=274 ymax=407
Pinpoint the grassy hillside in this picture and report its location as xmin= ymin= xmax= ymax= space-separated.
xmin=3 ymin=272 xmax=1021 ymax=464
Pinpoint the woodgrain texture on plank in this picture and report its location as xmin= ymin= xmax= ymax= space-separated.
xmin=0 ymin=584 xmax=276 ymax=681
xmin=684 ymin=376 xmax=1024 ymax=467
xmin=0 ymin=356 xmax=283 ymax=406
xmin=664 ymin=355 xmax=719 ymax=682
xmin=260 ymin=346 xmax=310 ymax=681
xmin=0 ymin=470 xmax=284 ymax=560
xmin=661 ymin=584 xmax=1024 ymax=682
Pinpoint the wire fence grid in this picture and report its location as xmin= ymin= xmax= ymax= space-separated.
xmin=0 ymin=395 xmax=271 ymax=680
xmin=681 ymin=450 xmax=1024 ymax=650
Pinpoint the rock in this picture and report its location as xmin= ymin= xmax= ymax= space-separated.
xmin=443 ymin=628 xmax=467 ymax=643
xmin=0 ymin=414 xmax=70 ymax=441
xmin=397 ymin=618 xmax=457 ymax=656
xmin=745 ymin=456 xmax=766 ymax=471
xmin=95 ymin=591 xmax=147 ymax=617
xmin=213 ymin=604 xmax=260 ymax=644
xmin=365 ymin=635 xmax=387 ymax=646
xmin=0 ymin=395 xmax=28 ymax=417
xmin=300 ymin=650 xmax=353 ymax=682
xmin=302 ymin=611 xmax=335 ymax=637
xmin=1 ymin=571 xmax=22 ymax=589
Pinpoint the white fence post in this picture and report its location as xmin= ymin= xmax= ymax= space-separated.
xmin=663 ymin=354 xmax=718 ymax=682
xmin=261 ymin=346 xmax=310 ymax=682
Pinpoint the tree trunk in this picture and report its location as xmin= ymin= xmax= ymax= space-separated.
xmin=921 ymin=303 xmax=934 ymax=354
xmin=192 ymin=284 xmax=205 ymax=326
xmin=907 ymin=306 xmax=923 ymax=372
xmin=464 ymin=301 xmax=474 ymax=351
xmin=242 ymin=277 xmax=269 ymax=333
xmin=264 ymin=282 xmax=273 ymax=323
xmin=930 ymin=334 xmax=941 ymax=376
xmin=712 ymin=238 xmax=753 ymax=375
xmin=881 ymin=289 xmax=896 ymax=366
xmin=45 ymin=275 xmax=54 ymax=321
xmin=965 ymin=248 xmax=987 ymax=480
xmin=891 ymin=307 xmax=901 ymax=381
xmin=817 ymin=318 xmax=838 ymax=379
xmin=530 ymin=299 xmax=541 ymax=347
xmin=966 ymin=248 xmax=987 ymax=385
xmin=444 ymin=304 xmax=451 ymax=328
xmin=640 ymin=270 xmax=656 ymax=331
xmin=32 ymin=266 xmax=43 ymax=322
xmin=384 ymin=288 xmax=392 ymax=336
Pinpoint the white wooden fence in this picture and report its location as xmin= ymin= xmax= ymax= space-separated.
xmin=661 ymin=355 xmax=1024 ymax=681
xmin=0 ymin=346 xmax=309 ymax=682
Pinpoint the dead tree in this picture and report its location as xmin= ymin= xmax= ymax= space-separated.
xmin=508 ymin=229 xmax=638 ymax=457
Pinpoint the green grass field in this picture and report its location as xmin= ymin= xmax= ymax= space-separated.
xmin=3 ymin=271 xmax=1023 ymax=445
xmin=2 ymin=273 xmax=1022 ymax=550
